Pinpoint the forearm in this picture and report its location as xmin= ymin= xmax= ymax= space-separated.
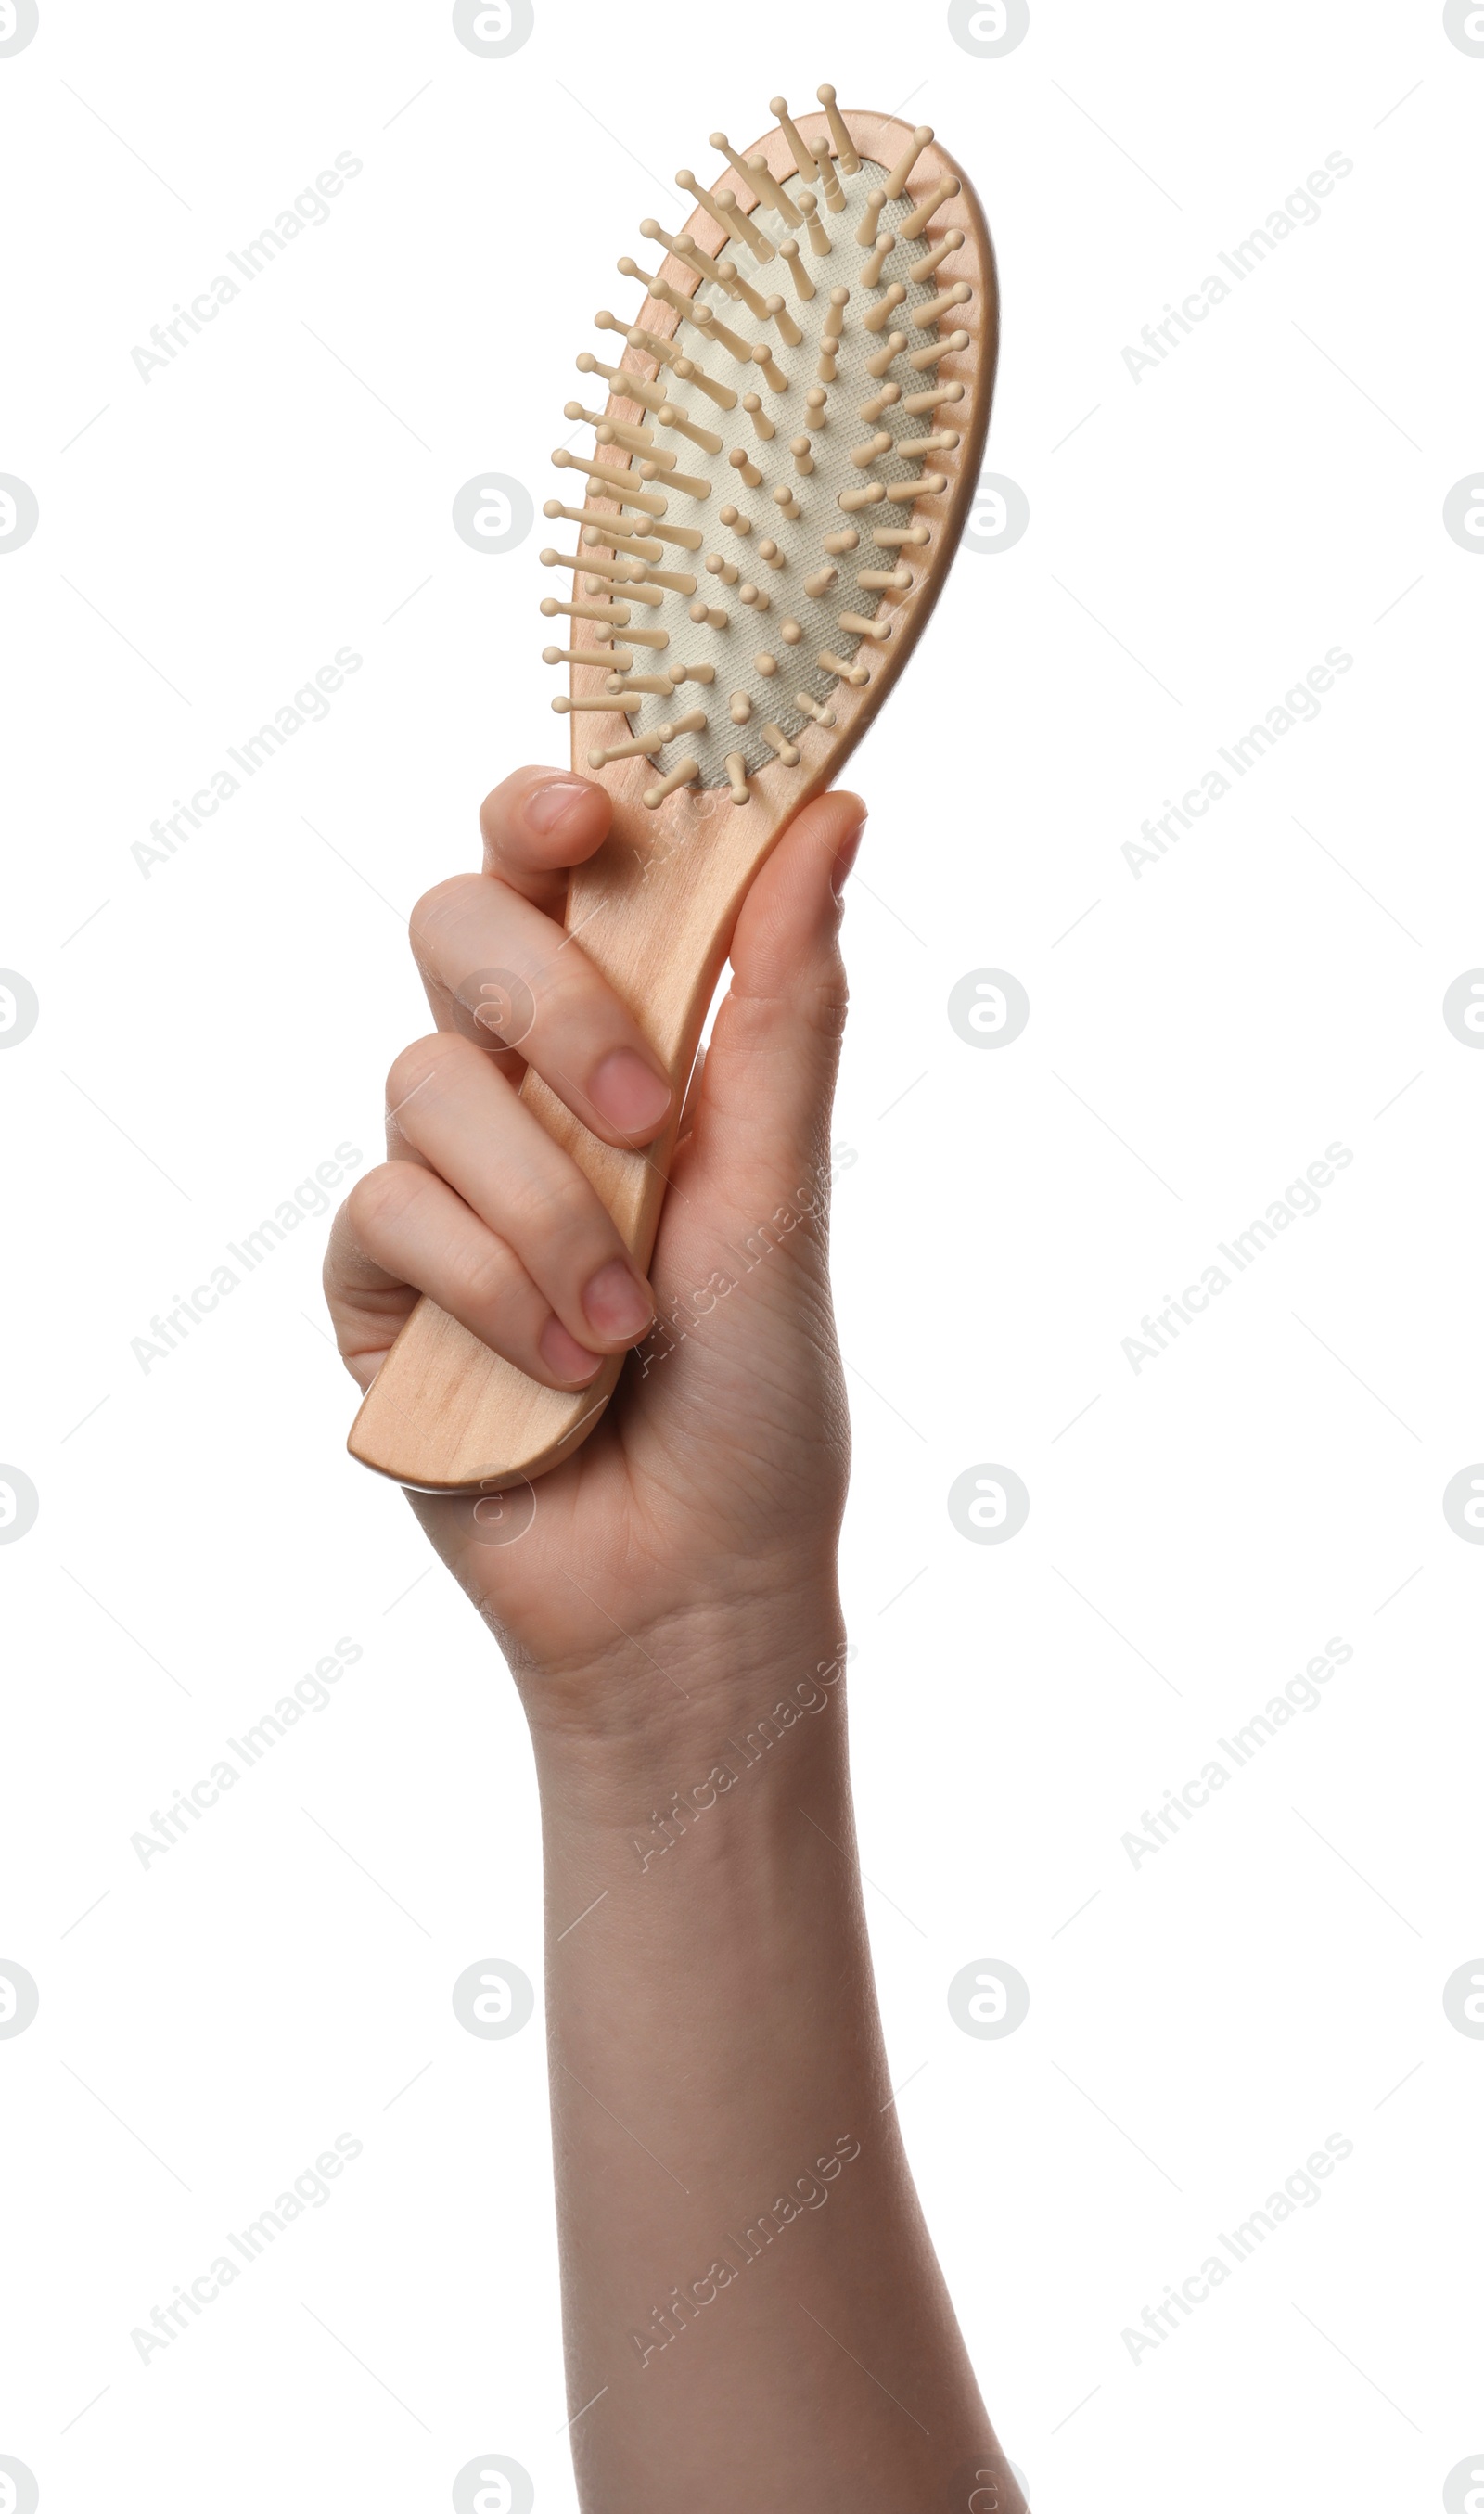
xmin=526 ymin=1600 xmax=1015 ymax=2511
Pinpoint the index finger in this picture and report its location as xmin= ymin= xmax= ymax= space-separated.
xmin=479 ymin=765 xmax=612 ymax=915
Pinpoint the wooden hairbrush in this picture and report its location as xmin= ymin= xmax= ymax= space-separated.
xmin=349 ymin=88 xmax=997 ymax=1491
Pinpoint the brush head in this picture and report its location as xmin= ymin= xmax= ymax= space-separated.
xmin=544 ymin=97 xmax=996 ymax=814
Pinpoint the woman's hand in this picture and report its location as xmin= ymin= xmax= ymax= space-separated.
xmin=325 ymin=769 xmax=1016 ymax=2514
xmin=324 ymin=765 xmax=866 ymax=1729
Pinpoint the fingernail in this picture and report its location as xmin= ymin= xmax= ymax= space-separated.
xmin=524 ymin=778 xmax=592 ymax=836
xmin=589 ymin=1047 xmax=672 ymax=1135
xmin=831 ymin=819 xmax=866 ymax=900
xmin=582 ymin=1258 xmax=654 ymax=1342
xmin=538 ymin=1316 xmax=602 ymax=1383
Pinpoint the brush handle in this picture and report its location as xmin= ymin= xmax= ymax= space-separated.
xmin=347 ymin=786 xmax=794 ymax=1491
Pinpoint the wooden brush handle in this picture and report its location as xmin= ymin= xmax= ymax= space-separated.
xmin=347 ymin=786 xmax=797 ymax=1491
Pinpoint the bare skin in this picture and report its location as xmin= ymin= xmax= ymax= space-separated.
xmin=325 ymin=765 xmax=1023 ymax=2513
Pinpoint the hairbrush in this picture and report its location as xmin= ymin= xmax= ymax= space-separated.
xmin=350 ymin=88 xmax=997 ymax=1491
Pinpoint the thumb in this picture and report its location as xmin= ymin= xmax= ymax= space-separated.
xmin=689 ymin=789 xmax=866 ymax=1209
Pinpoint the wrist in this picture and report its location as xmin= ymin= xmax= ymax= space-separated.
xmin=518 ymin=1589 xmax=851 ymax=1813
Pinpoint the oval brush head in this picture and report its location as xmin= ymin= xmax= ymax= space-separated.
xmin=350 ymin=92 xmax=997 ymax=1493
xmin=546 ymin=109 xmax=988 ymax=809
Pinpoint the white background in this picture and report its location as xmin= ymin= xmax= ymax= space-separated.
xmin=2 ymin=2 xmax=1481 ymax=2508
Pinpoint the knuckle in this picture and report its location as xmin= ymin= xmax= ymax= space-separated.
xmin=455 ymin=1236 xmax=518 ymax=1317
xmin=408 ymin=873 xmax=482 ymax=966
xmin=725 ymin=949 xmax=849 ymax=1045
xmin=538 ymin=955 xmax=600 ymax=1025
xmin=384 ymin=1029 xmax=467 ymax=1114
xmin=811 ymin=960 xmax=851 ymax=1039
xmin=501 ymin=1162 xmax=603 ymax=1251
xmin=346 ymin=1161 xmax=424 ymax=1246
xmin=407 ymin=865 xmax=488 ymax=980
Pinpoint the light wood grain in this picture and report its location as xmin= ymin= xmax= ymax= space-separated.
xmin=349 ymin=106 xmax=998 ymax=1491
